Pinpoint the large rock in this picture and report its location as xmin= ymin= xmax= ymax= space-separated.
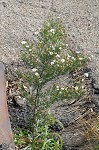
xmin=61 ymin=127 xmax=86 ymax=150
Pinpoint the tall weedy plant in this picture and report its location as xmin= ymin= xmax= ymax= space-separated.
xmin=15 ymin=19 xmax=89 ymax=150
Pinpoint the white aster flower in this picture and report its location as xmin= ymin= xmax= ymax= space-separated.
xmin=61 ymin=59 xmax=65 ymax=63
xmin=21 ymin=41 xmax=27 ymax=45
xmin=57 ymin=16 xmax=60 ymax=19
xmin=32 ymin=68 xmax=38 ymax=72
xmin=82 ymin=86 xmax=84 ymax=89
xmin=61 ymin=87 xmax=64 ymax=90
xmin=76 ymin=51 xmax=80 ymax=54
xmin=72 ymin=57 xmax=76 ymax=60
xmin=66 ymin=44 xmax=68 ymax=47
xmin=79 ymin=57 xmax=83 ymax=60
xmin=35 ymin=31 xmax=39 ymax=35
xmin=82 ymin=79 xmax=84 ymax=82
xmin=90 ymin=108 xmax=93 ymax=112
xmin=26 ymin=45 xmax=29 ymax=48
xmin=75 ymin=86 xmax=78 ymax=91
xmin=51 ymin=60 xmax=56 ymax=65
xmin=88 ymin=57 xmax=91 ymax=60
xmin=67 ymin=54 xmax=71 ymax=58
xmin=51 ymin=62 xmax=54 ymax=65
xmin=50 ymin=29 xmax=55 ymax=34
xmin=56 ymin=86 xmax=59 ymax=89
xmin=29 ymin=49 xmax=32 ymax=52
xmin=37 ymin=58 xmax=39 ymax=61
xmin=56 ymin=54 xmax=60 ymax=58
xmin=67 ymin=54 xmax=71 ymax=60
xmin=59 ymin=47 xmax=62 ymax=50
xmin=35 ymin=72 xmax=40 ymax=77
xmin=23 ymin=85 xmax=27 ymax=90
xmin=49 ymin=52 xmax=53 ymax=55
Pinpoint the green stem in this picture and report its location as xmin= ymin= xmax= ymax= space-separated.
xmin=32 ymin=84 xmax=40 ymax=150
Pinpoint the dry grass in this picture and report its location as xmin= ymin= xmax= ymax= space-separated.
xmin=84 ymin=116 xmax=99 ymax=150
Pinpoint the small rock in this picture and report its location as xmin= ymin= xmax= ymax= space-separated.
xmin=2 ymin=2 xmax=7 ymax=7
xmin=15 ymin=96 xmax=27 ymax=107
xmin=61 ymin=129 xmax=85 ymax=148
xmin=93 ymin=84 xmax=99 ymax=93
xmin=93 ymin=95 xmax=99 ymax=107
xmin=84 ymin=73 xmax=89 ymax=78
xmin=51 ymin=103 xmax=83 ymax=127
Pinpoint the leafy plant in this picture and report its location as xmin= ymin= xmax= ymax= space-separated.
xmin=15 ymin=124 xmax=63 ymax=150
xmin=15 ymin=18 xmax=89 ymax=149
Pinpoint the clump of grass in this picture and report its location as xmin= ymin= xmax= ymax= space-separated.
xmin=15 ymin=18 xmax=89 ymax=150
xmin=84 ymin=117 xmax=99 ymax=150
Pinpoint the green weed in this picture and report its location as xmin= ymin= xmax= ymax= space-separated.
xmin=15 ymin=18 xmax=89 ymax=150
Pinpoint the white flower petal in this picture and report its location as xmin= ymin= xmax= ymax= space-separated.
xmin=56 ymin=54 xmax=60 ymax=58
xmin=21 ymin=41 xmax=27 ymax=45
xmin=49 ymin=52 xmax=53 ymax=55
xmin=56 ymin=86 xmax=59 ymax=89
xmin=75 ymin=86 xmax=78 ymax=91
xmin=59 ymin=47 xmax=62 ymax=50
xmin=72 ymin=57 xmax=76 ymax=60
xmin=76 ymin=51 xmax=81 ymax=54
xmin=82 ymin=86 xmax=84 ymax=89
xmin=61 ymin=59 xmax=65 ymax=63
xmin=35 ymin=31 xmax=39 ymax=35
xmin=67 ymin=54 xmax=71 ymax=58
xmin=32 ymin=68 xmax=38 ymax=72
xmin=50 ymin=29 xmax=55 ymax=34
xmin=26 ymin=45 xmax=29 ymax=48
xmin=57 ymin=16 xmax=60 ymax=19
xmin=82 ymin=79 xmax=84 ymax=82
xmin=23 ymin=85 xmax=27 ymax=90
xmin=35 ymin=72 xmax=40 ymax=77
xmin=51 ymin=60 xmax=56 ymax=65
xmin=29 ymin=49 xmax=32 ymax=52
xmin=79 ymin=57 xmax=83 ymax=60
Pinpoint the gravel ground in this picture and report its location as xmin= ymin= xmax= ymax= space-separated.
xmin=0 ymin=0 xmax=99 ymax=87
